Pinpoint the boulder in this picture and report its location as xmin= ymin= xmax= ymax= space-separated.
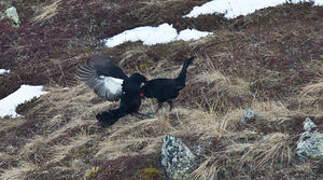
xmin=296 ymin=118 xmax=323 ymax=161
xmin=161 ymin=135 xmax=197 ymax=180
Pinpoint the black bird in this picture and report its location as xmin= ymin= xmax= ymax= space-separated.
xmin=78 ymin=55 xmax=147 ymax=127
xmin=142 ymin=56 xmax=194 ymax=113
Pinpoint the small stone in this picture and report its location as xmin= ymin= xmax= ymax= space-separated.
xmin=303 ymin=117 xmax=317 ymax=132
xmin=241 ymin=109 xmax=257 ymax=124
xmin=5 ymin=7 xmax=20 ymax=27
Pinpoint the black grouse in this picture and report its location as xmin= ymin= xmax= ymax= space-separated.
xmin=142 ymin=56 xmax=194 ymax=113
xmin=78 ymin=55 xmax=147 ymax=127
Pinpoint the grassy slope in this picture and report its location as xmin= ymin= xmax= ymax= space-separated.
xmin=0 ymin=0 xmax=323 ymax=179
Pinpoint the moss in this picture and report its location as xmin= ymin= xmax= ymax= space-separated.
xmin=96 ymin=154 xmax=165 ymax=179
xmin=83 ymin=166 xmax=100 ymax=180
xmin=15 ymin=97 xmax=39 ymax=115
xmin=75 ymin=146 xmax=89 ymax=157
xmin=139 ymin=168 xmax=162 ymax=180
xmin=139 ymin=61 xmax=152 ymax=72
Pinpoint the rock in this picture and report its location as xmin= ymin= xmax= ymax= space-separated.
xmin=5 ymin=7 xmax=20 ymax=27
xmin=303 ymin=117 xmax=317 ymax=132
xmin=296 ymin=118 xmax=323 ymax=161
xmin=240 ymin=109 xmax=257 ymax=124
xmin=161 ymin=135 xmax=197 ymax=180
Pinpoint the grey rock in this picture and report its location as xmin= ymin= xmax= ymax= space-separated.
xmin=296 ymin=118 xmax=323 ymax=161
xmin=303 ymin=117 xmax=317 ymax=132
xmin=241 ymin=109 xmax=257 ymax=124
xmin=161 ymin=135 xmax=197 ymax=180
xmin=5 ymin=7 xmax=20 ymax=27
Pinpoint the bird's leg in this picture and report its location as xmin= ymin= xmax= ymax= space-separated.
xmin=167 ymin=100 xmax=174 ymax=111
xmin=132 ymin=112 xmax=144 ymax=119
xmin=132 ymin=111 xmax=150 ymax=119
xmin=155 ymin=102 xmax=163 ymax=114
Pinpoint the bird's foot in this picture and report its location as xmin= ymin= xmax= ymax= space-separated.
xmin=133 ymin=112 xmax=154 ymax=119
xmin=132 ymin=112 xmax=145 ymax=119
xmin=145 ymin=112 xmax=155 ymax=118
xmin=154 ymin=102 xmax=163 ymax=114
xmin=167 ymin=100 xmax=174 ymax=112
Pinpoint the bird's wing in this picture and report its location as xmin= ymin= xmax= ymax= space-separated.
xmin=78 ymin=55 xmax=128 ymax=101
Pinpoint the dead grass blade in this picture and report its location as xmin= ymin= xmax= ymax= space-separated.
xmin=32 ymin=0 xmax=62 ymax=23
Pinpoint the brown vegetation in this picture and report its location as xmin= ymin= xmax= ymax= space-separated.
xmin=1 ymin=0 xmax=323 ymax=179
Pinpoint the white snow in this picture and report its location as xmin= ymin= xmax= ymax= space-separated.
xmin=177 ymin=29 xmax=212 ymax=41
xmin=103 ymin=0 xmax=323 ymax=47
xmin=0 ymin=69 xmax=10 ymax=75
xmin=104 ymin=23 xmax=212 ymax=48
xmin=184 ymin=0 xmax=323 ymax=19
xmin=0 ymin=85 xmax=48 ymax=118
xmin=105 ymin=23 xmax=177 ymax=47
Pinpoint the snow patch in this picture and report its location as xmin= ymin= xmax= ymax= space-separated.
xmin=184 ymin=0 xmax=323 ymax=19
xmin=105 ymin=23 xmax=177 ymax=47
xmin=176 ymin=29 xmax=212 ymax=41
xmin=0 ymin=85 xmax=48 ymax=118
xmin=104 ymin=23 xmax=212 ymax=48
xmin=0 ymin=69 xmax=10 ymax=75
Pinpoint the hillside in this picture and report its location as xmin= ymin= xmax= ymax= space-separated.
xmin=0 ymin=0 xmax=322 ymax=179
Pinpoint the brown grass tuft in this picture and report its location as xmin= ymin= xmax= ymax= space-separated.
xmin=192 ymin=133 xmax=295 ymax=179
xmin=1 ymin=161 xmax=37 ymax=180
xmin=301 ymin=81 xmax=323 ymax=96
xmin=32 ymin=0 xmax=63 ymax=23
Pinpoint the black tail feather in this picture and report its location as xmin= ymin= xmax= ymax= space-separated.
xmin=175 ymin=56 xmax=194 ymax=89
xmin=96 ymin=108 xmax=128 ymax=127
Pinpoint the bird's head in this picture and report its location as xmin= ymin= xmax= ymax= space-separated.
xmin=129 ymin=73 xmax=149 ymax=98
xmin=130 ymin=73 xmax=149 ymax=85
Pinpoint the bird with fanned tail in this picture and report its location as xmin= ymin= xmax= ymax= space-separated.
xmin=78 ymin=55 xmax=148 ymax=127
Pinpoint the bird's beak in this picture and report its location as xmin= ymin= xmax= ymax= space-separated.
xmin=141 ymin=78 xmax=148 ymax=87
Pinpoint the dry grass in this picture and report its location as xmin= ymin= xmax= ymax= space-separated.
xmin=49 ymin=132 xmax=94 ymax=164
xmin=32 ymin=0 xmax=63 ymax=23
xmin=240 ymin=133 xmax=293 ymax=170
xmin=1 ymin=161 xmax=37 ymax=180
xmin=1 ymin=66 xmax=320 ymax=179
xmin=301 ymin=81 xmax=323 ymax=96
xmin=192 ymin=133 xmax=295 ymax=179
xmin=0 ymin=118 xmax=24 ymax=132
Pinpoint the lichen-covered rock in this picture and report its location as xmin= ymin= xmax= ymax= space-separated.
xmin=241 ymin=109 xmax=257 ymax=124
xmin=303 ymin=117 xmax=317 ymax=132
xmin=5 ymin=7 xmax=20 ymax=27
xmin=161 ymin=135 xmax=197 ymax=180
xmin=296 ymin=118 xmax=323 ymax=161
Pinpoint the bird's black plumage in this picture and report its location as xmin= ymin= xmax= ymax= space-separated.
xmin=78 ymin=55 xmax=147 ymax=127
xmin=142 ymin=56 xmax=194 ymax=113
